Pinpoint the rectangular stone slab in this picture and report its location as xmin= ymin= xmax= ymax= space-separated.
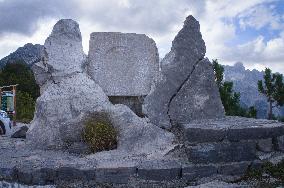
xmin=88 ymin=32 xmax=159 ymax=96
xmin=182 ymin=164 xmax=217 ymax=181
xmin=137 ymin=160 xmax=181 ymax=181
xmin=182 ymin=117 xmax=284 ymax=143
xmin=95 ymin=167 xmax=137 ymax=184
xmin=217 ymin=161 xmax=250 ymax=176
xmin=187 ymin=140 xmax=257 ymax=163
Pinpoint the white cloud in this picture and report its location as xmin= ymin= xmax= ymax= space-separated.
xmin=222 ymin=34 xmax=284 ymax=73
xmin=0 ymin=18 xmax=56 ymax=58
xmin=238 ymin=4 xmax=283 ymax=30
xmin=194 ymin=0 xmax=267 ymax=63
xmin=194 ymin=0 xmax=284 ymax=73
xmin=0 ymin=0 xmax=283 ymax=73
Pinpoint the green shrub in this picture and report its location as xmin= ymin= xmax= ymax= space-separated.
xmin=263 ymin=161 xmax=284 ymax=181
xmin=0 ymin=60 xmax=39 ymax=122
xmin=16 ymin=91 xmax=36 ymax=123
xmin=82 ymin=112 xmax=117 ymax=153
xmin=278 ymin=116 xmax=284 ymax=122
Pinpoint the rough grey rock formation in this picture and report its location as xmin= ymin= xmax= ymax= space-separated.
xmin=11 ymin=126 xmax=29 ymax=139
xmin=31 ymin=55 xmax=51 ymax=89
xmin=0 ymin=43 xmax=44 ymax=68
xmin=27 ymin=73 xmax=111 ymax=148
xmin=109 ymin=96 xmax=145 ymax=117
xmin=88 ymin=32 xmax=159 ymax=96
xmin=32 ymin=19 xmax=85 ymax=89
xmin=276 ymin=135 xmax=284 ymax=151
xmin=257 ymin=138 xmax=273 ymax=152
xmin=27 ymin=19 xmax=175 ymax=159
xmin=28 ymin=75 xmax=175 ymax=156
xmin=143 ymin=15 xmax=224 ymax=129
xmin=169 ymin=59 xmax=225 ymax=124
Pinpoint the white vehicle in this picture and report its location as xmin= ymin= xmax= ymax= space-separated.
xmin=0 ymin=110 xmax=12 ymax=135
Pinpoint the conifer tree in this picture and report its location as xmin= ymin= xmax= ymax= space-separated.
xmin=258 ymin=68 xmax=284 ymax=120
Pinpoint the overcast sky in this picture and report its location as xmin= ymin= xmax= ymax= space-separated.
xmin=0 ymin=0 xmax=284 ymax=73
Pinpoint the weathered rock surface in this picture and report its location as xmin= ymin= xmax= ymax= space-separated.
xmin=275 ymin=135 xmax=284 ymax=151
xmin=11 ymin=125 xmax=29 ymax=138
xmin=169 ymin=59 xmax=224 ymax=124
xmin=182 ymin=164 xmax=217 ymax=181
xmin=31 ymin=60 xmax=51 ymax=89
xmin=109 ymin=96 xmax=145 ymax=117
xmin=4 ymin=16 xmax=284 ymax=188
xmin=187 ymin=141 xmax=257 ymax=163
xmin=32 ymin=19 xmax=85 ymax=89
xmin=185 ymin=180 xmax=248 ymax=188
xmin=182 ymin=117 xmax=284 ymax=143
xmin=88 ymin=32 xmax=159 ymax=96
xmin=143 ymin=15 xmax=224 ymax=129
xmin=95 ymin=166 xmax=137 ymax=184
xmin=257 ymin=138 xmax=273 ymax=152
xmin=178 ymin=117 xmax=284 ymax=164
xmin=27 ymin=73 xmax=110 ymax=149
xmin=27 ymin=19 xmax=175 ymax=160
xmin=0 ymin=181 xmax=55 ymax=188
xmin=137 ymin=160 xmax=181 ymax=181
xmin=0 ymin=137 xmax=183 ymax=187
xmin=1 ymin=136 xmax=284 ymax=187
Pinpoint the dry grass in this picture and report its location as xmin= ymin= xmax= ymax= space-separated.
xmin=82 ymin=112 xmax=117 ymax=153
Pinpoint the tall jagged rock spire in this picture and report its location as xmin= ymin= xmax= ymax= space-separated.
xmin=143 ymin=15 xmax=225 ymax=129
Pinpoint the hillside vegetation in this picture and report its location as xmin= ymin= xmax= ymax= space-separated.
xmin=0 ymin=60 xmax=39 ymax=122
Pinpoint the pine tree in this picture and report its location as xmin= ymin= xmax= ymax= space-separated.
xmin=213 ymin=59 xmax=247 ymax=116
xmin=258 ymin=68 xmax=284 ymax=120
xmin=0 ymin=60 xmax=40 ymax=99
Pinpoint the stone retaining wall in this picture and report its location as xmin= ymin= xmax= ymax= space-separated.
xmin=182 ymin=117 xmax=284 ymax=164
xmin=1 ymin=117 xmax=284 ymax=187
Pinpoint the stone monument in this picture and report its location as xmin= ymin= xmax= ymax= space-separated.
xmin=27 ymin=19 xmax=175 ymax=158
xmin=1 ymin=15 xmax=284 ymax=188
xmin=88 ymin=32 xmax=159 ymax=116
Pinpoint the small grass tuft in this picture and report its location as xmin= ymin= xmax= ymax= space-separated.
xmin=82 ymin=112 xmax=117 ymax=153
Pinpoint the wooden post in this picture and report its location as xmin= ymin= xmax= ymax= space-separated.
xmin=12 ymin=86 xmax=16 ymax=126
xmin=0 ymin=88 xmax=2 ymax=111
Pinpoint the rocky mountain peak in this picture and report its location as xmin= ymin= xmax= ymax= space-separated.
xmin=233 ymin=62 xmax=245 ymax=71
xmin=0 ymin=43 xmax=44 ymax=68
xmin=224 ymin=63 xmax=284 ymax=118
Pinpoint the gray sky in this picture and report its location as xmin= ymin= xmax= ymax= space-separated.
xmin=0 ymin=0 xmax=284 ymax=73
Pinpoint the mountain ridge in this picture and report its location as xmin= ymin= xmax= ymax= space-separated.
xmin=224 ymin=62 xmax=284 ymax=119
xmin=0 ymin=43 xmax=43 ymax=68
